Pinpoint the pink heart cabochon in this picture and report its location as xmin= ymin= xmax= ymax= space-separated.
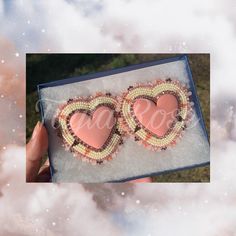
xmin=133 ymin=94 xmax=178 ymax=137
xmin=69 ymin=106 xmax=116 ymax=149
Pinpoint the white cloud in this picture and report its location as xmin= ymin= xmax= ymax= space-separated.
xmin=1 ymin=0 xmax=235 ymax=97
xmin=0 ymin=146 xmax=123 ymax=235
xmin=0 ymin=0 xmax=236 ymax=235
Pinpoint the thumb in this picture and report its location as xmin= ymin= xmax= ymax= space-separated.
xmin=26 ymin=121 xmax=48 ymax=182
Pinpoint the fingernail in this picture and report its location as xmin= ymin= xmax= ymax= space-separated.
xmin=32 ymin=121 xmax=41 ymax=140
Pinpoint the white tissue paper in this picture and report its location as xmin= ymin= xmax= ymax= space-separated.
xmin=39 ymin=59 xmax=210 ymax=183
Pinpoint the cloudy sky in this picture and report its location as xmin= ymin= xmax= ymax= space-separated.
xmin=0 ymin=0 xmax=236 ymax=235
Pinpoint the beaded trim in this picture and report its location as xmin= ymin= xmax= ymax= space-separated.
xmin=54 ymin=79 xmax=193 ymax=164
xmin=120 ymin=79 xmax=193 ymax=150
xmin=54 ymin=93 xmax=123 ymax=165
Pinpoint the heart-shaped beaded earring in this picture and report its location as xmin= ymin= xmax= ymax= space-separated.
xmin=120 ymin=79 xmax=193 ymax=151
xmin=54 ymin=93 xmax=123 ymax=165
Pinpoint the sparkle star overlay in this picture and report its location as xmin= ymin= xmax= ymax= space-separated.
xmin=0 ymin=0 xmax=236 ymax=235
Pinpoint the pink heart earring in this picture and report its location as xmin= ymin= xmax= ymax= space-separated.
xmin=54 ymin=93 xmax=123 ymax=165
xmin=120 ymin=79 xmax=193 ymax=151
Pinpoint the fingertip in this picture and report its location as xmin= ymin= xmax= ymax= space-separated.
xmin=26 ymin=121 xmax=48 ymax=162
xmin=38 ymin=122 xmax=48 ymax=152
xmin=26 ymin=121 xmax=49 ymax=182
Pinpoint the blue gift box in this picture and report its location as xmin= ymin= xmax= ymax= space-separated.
xmin=37 ymin=55 xmax=210 ymax=182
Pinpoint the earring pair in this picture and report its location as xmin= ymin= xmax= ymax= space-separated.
xmin=54 ymin=79 xmax=193 ymax=165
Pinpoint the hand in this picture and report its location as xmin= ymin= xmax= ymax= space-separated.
xmin=26 ymin=121 xmax=50 ymax=182
xmin=26 ymin=122 xmax=151 ymax=183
